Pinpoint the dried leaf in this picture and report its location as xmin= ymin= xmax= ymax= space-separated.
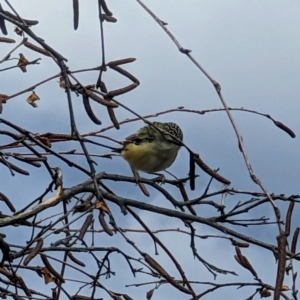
xmin=26 ymin=91 xmax=40 ymax=108
xmin=0 ymin=94 xmax=8 ymax=103
xmin=281 ymin=285 xmax=289 ymax=291
xmin=59 ymin=76 xmax=66 ymax=89
xmin=95 ymin=201 xmax=110 ymax=214
xmin=41 ymin=267 xmax=54 ymax=284
xmin=14 ymin=27 xmax=23 ymax=36
xmin=18 ymin=53 xmax=29 ymax=72
xmin=40 ymin=255 xmax=65 ymax=283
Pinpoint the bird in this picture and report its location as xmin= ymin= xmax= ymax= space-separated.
xmin=116 ymin=122 xmax=183 ymax=176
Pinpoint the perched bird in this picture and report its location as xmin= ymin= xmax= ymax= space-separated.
xmin=117 ymin=122 xmax=183 ymax=174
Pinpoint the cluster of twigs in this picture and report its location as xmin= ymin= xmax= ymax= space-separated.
xmin=0 ymin=1 xmax=298 ymax=300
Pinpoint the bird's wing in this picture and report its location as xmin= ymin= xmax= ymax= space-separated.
xmin=125 ymin=133 xmax=139 ymax=141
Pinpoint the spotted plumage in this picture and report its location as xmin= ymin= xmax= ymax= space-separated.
xmin=119 ymin=122 xmax=183 ymax=173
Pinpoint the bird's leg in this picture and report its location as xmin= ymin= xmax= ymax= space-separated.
xmin=131 ymin=168 xmax=150 ymax=196
xmin=150 ymin=172 xmax=165 ymax=184
xmin=131 ymin=168 xmax=141 ymax=184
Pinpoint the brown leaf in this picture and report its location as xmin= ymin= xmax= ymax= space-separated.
xmin=0 ymin=94 xmax=8 ymax=103
xmin=14 ymin=27 xmax=23 ymax=36
xmin=59 ymin=76 xmax=66 ymax=89
xmin=95 ymin=201 xmax=110 ymax=214
xmin=18 ymin=53 xmax=29 ymax=72
xmin=26 ymin=91 xmax=40 ymax=108
xmin=41 ymin=267 xmax=54 ymax=284
xmin=40 ymin=255 xmax=65 ymax=283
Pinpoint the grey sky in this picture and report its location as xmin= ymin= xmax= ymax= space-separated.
xmin=1 ymin=1 xmax=300 ymax=299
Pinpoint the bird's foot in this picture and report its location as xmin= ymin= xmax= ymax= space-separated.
xmin=151 ymin=173 xmax=165 ymax=184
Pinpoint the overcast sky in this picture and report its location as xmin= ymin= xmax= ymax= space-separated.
xmin=1 ymin=1 xmax=300 ymax=299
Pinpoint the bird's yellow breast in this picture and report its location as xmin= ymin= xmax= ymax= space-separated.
xmin=121 ymin=141 xmax=179 ymax=173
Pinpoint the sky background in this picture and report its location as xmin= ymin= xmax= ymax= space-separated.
xmin=1 ymin=1 xmax=300 ymax=299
